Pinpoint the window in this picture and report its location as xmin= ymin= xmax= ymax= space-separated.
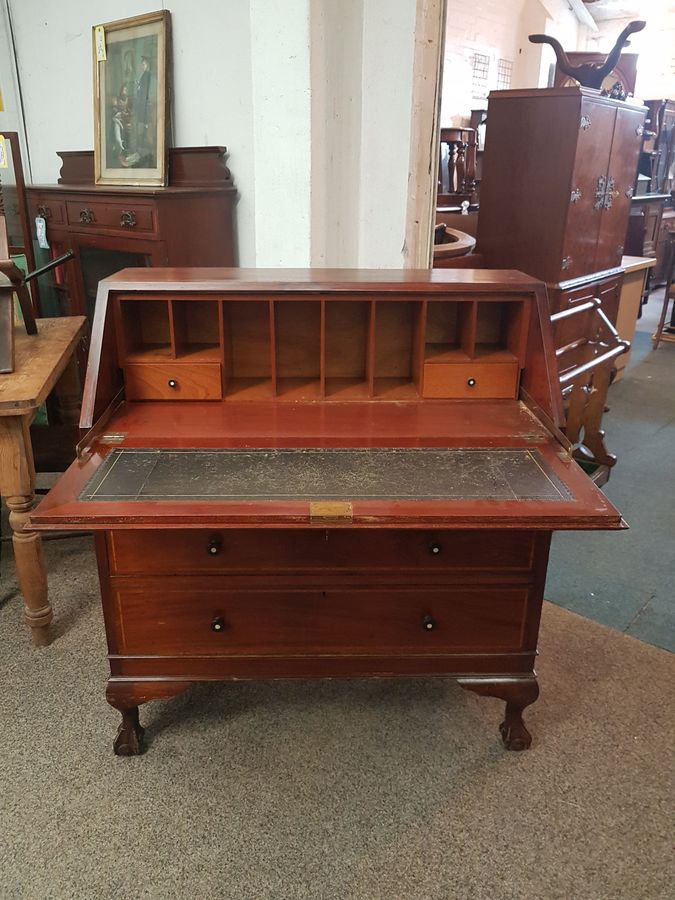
xmin=471 ymin=53 xmax=490 ymax=99
xmin=497 ymin=58 xmax=513 ymax=91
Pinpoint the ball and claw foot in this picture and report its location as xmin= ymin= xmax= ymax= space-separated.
xmin=499 ymin=716 xmax=532 ymax=751
xmin=113 ymin=707 xmax=145 ymax=756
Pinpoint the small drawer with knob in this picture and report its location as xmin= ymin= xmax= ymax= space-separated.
xmin=422 ymin=361 xmax=520 ymax=399
xmin=124 ymin=362 xmax=222 ymax=400
xmin=111 ymin=579 xmax=530 ymax=656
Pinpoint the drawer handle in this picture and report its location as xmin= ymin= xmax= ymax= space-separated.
xmin=37 ymin=205 xmax=51 ymax=220
xmin=120 ymin=210 xmax=137 ymax=228
xmin=79 ymin=207 xmax=95 ymax=225
xmin=207 ymin=536 xmax=223 ymax=556
xmin=167 ymin=379 xmax=178 ymax=389
xmin=467 ymin=377 xmax=476 ymax=387
xmin=429 ymin=541 xmax=442 ymax=556
xmin=211 ymin=616 xmax=225 ymax=633
xmin=422 ymin=615 xmax=436 ymax=632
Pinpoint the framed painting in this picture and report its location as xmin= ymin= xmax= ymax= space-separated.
xmin=93 ymin=10 xmax=171 ymax=186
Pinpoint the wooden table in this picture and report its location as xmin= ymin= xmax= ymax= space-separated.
xmin=0 ymin=316 xmax=86 ymax=645
xmin=614 ymin=255 xmax=657 ymax=380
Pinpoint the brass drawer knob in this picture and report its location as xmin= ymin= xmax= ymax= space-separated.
xmin=467 ymin=377 xmax=476 ymax=387
xmin=211 ymin=616 xmax=225 ymax=633
xmin=120 ymin=210 xmax=137 ymax=228
xmin=167 ymin=379 xmax=178 ymax=389
xmin=207 ymin=537 xmax=222 ymax=556
xmin=429 ymin=541 xmax=442 ymax=555
xmin=422 ymin=615 xmax=436 ymax=632
xmin=79 ymin=207 xmax=95 ymax=225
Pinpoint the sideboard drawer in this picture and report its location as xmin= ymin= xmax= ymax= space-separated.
xmin=108 ymin=529 xmax=537 ymax=575
xmin=422 ymin=361 xmax=519 ymax=399
xmin=29 ymin=196 xmax=66 ymax=226
xmin=65 ymin=199 xmax=156 ymax=234
xmin=113 ymin=580 xmax=530 ymax=655
xmin=124 ymin=363 xmax=222 ymax=400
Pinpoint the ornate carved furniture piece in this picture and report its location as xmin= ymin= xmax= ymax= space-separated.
xmin=32 ymin=269 xmax=624 ymax=755
xmin=0 ymin=316 xmax=86 ymax=645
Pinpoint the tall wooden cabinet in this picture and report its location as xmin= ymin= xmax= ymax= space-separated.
xmin=477 ymin=87 xmax=646 ymax=305
xmin=476 ymin=88 xmax=646 ymax=474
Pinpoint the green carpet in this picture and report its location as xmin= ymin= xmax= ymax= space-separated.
xmin=546 ymin=295 xmax=675 ymax=651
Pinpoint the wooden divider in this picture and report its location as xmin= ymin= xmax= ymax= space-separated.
xmin=115 ymin=293 xmax=531 ymax=402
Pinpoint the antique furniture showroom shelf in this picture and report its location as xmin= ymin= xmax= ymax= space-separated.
xmin=32 ymin=268 xmax=624 ymax=756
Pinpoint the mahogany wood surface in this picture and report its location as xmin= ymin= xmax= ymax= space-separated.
xmin=33 ymin=270 xmax=625 ymax=755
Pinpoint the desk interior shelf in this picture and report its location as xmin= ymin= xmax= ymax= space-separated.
xmin=113 ymin=293 xmax=530 ymax=403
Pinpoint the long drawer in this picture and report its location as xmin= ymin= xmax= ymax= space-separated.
xmin=107 ymin=529 xmax=538 ymax=575
xmin=65 ymin=198 xmax=156 ymax=234
xmin=111 ymin=579 xmax=530 ymax=655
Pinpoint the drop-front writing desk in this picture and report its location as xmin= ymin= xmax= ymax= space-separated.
xmin=32 ymin=268 xmax=624 ymax=755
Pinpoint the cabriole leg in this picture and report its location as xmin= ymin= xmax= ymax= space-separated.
xmin=458 ymin=675 xmax=539 ymax=751
xmin=106 ymin=679 xmax=191 ymax=757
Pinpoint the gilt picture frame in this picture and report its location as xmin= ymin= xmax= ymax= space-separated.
xmin=93 ymin=10 xmax=171 ymax=186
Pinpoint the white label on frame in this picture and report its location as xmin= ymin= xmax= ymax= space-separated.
xmin=35 ymin=216 xmax=50 ymax=250
xmin=0 ymin=135 xmax=8 ymax=168
xmin=94 ymin=25 xmax=107 ymax=61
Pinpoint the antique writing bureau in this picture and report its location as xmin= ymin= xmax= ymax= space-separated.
xmin=32 ymin=269 xmax=624 ymax=755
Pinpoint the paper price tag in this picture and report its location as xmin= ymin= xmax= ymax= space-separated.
xmin=0 ymin=135 xmax=8 ymax=168
xmin=94 ymin=25 xmax=107 ymax=61
xmin=35 ymin=216 xmax=50 ymax=250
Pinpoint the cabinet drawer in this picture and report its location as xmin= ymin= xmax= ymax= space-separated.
xmin=108 ymin=529 xmax=537 ymax=575
xmin=65 ymin=199 xmax=156 ymax=234
xmin=124 ymin=363 xmax=222 ymax=400
xmin=422 ymin=362 xmax=519 ymax=399
xmin=113 ymin=580 xmax=530 ymax=655
xmin=29 ymin=196 xmax=66 ymax=226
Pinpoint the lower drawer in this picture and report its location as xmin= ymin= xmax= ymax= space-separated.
xmin=111 ymin=579 xmax=530 ymax=655
xmin=107 ymin=529 xmax=538 ymax=575
xmin=124 ymin=363 xmax=222 ymax=400
xmin=422 ymin=361 xmax=519 ymax=399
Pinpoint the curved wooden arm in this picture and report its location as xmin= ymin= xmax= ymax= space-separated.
xmin=529 ymin=20 xmax=646 ymax=89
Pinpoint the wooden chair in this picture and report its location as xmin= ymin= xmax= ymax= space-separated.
xmin=652 ymin=231 xmax=675 ymax=348
xmin=437 ymin=127 xmax=476 ymax=206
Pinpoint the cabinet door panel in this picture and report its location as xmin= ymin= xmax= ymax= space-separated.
xmin=595 ymin=106 xmax=645 ymax=272
xmin=561 ymin=100 xmax=615 ymax=280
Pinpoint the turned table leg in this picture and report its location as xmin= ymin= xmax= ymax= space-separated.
xmin=0 ymin=416 xmax=52 ymax=646
xmin=458 ymin=676 xmax=540 ymax=751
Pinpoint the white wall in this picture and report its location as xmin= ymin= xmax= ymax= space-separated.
xmin=0 ymin=0 xmax=418 ymax=269
xmin=441 ymin=0 xmax=585 ymax=125
xmin=584 ymin=14 xmax=675 ymax=100
xmin=357 ymin=0 xmax=416 ymax=267
xmin=2 ymin=0 xmax=257 ymax=265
